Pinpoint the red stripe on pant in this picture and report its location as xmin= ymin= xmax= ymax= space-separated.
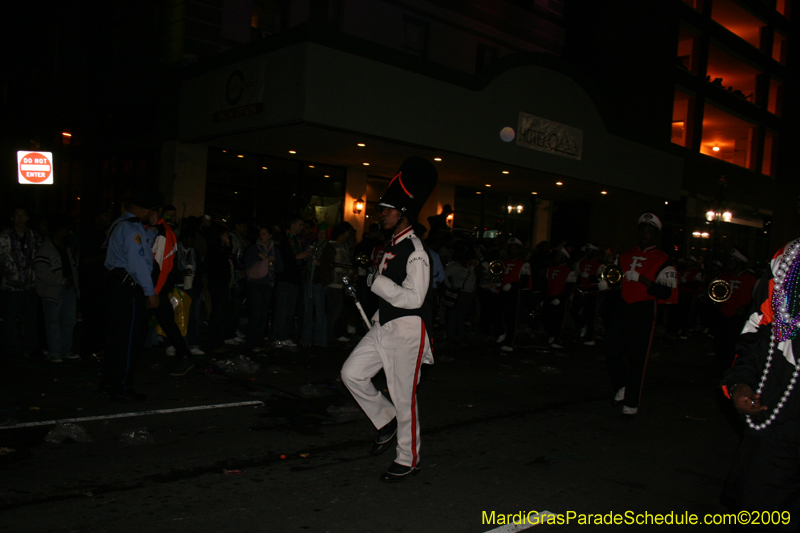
xmin=410 ymin=321 xmax=425 ymax=467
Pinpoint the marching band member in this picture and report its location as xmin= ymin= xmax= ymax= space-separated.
xmin=498 ymin=238 xmax=531 ymax=353
xmin=340 ymin=157 xmax=437 ymax=482
xmin=544 ymin=245 xmax=576 ymax=349
xmin=576 ymin=243 xmax=604 ymax=346
xmin=713 ymin=248 xmax=757 ymax=371
xmin=603 ymin=213 xmax=677 ymax=416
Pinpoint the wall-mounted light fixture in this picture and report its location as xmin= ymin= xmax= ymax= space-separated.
xmin=353 ymin=198 xmax=365 ymax=215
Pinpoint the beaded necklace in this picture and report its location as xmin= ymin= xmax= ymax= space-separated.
xmin=747 ymin=239 xmax=800 ymax=430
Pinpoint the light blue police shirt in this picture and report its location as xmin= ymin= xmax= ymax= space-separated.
xmin=104 ymin=212 xmax=156 ymax=296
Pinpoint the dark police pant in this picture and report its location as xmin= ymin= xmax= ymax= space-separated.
xmin=102 ymin=271 xmax=147 ymax=395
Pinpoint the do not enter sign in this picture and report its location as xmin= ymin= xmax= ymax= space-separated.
xmin=17 ymin=151 xmax=54 ymax=185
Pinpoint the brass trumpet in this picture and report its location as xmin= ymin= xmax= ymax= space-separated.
xmin=575 ymin=264 xmax=624 ymax=294
xmin=708 ymin=279 xmax=732 ymax=303
xmin=488 ymin=260 xmax=505 ymax=283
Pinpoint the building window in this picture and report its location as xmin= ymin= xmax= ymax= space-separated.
xmin=476 ymin=43 xmax=499 ymax=74
xmin=711 ymin=0 xmax=766 ymax=49
xmin=700 ymin=102 xmax=758 ymax=171
xmin=706 ymin=41 xmax=760 ymax=103
xmin=763 ymin=130 xmax=778 ymax=177
xmin=768 ymin=77 xmax=784 ymax=115
xmin=672 ymin=89 xmax=694 ymax=148
xmin=677 ymin=25 xmax=700 ymax=73
xmin=403 ymin=16 xmax=428 ymax=57
xmin=776 ymin=0 xmax=790 ymax=19
xmin=773 ymin=31 xmax=788 ymax=63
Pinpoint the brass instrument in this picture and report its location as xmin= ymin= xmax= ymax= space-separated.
xmin=708 ymin=278 xmax=732 ymax=303
xmin=488 ymin=260 xmax=505 ymax=283
xmin=355 ymin=253 xmax=371 ymax=268
xmin=576 ymin=264 xmax=624 ymax=294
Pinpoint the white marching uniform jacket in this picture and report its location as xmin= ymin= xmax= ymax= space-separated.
xmin=341 ymin=226 xmax=433 ymax=468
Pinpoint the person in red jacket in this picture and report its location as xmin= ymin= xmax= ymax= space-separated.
xmin=498 ymin=238 xmax=531 ymax=352
xmin=713 ymin=248 xmax=758 ymax=371
xmin=602 ymin=213 xmax=678 ymax=416
xmin=576 ymin=243 xmax=604 ymax=345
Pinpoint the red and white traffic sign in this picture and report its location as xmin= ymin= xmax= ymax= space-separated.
xmin=17 ymin=151 xmax=54 ymax=185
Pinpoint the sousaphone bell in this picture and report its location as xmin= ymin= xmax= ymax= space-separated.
xmin=707 ymin=279 xmax=732 ymax=303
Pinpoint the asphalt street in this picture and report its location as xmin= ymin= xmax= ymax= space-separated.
xmin=0 ymin=320 xmax=743 ymax=533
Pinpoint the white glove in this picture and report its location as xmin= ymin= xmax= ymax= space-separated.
xmin=551 ymin=298 xmax=561 ymax=306
xmin=624 ymin=270 xmax=640 ymax=283
xmin=597 ymin=280 xmax=609 ymax=291
xmin=502 ymin=283 xmax=512 ymax=292
xmin=367 ymin=270 xmax=378 ymax=287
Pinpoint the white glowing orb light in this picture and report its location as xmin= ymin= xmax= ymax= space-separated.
xmin=500 ymin=127 xmax=516 ymax=142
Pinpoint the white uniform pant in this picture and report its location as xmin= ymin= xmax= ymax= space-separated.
xmin=341 ymin=316 xmax=432 ymax=467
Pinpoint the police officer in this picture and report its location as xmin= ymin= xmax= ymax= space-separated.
xmin=102 ymin=191 xmax=162 ymax=400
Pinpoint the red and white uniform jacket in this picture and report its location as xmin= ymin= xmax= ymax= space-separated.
xmin=678 ymin=267 xmax=703 ymax=294
xmin=578 ymin=258 xmax=604 ymax=289
xmin=618 ymin=245 xmax=678 ymax=304
xmin=502 ymin=258 xmax=531 ymax=286
xmin=547 ymin=263 xmax=578 ymax=296
xmin=718 ymin=271 xmax=758 ymax=317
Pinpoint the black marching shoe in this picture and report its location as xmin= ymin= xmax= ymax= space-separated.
xmin=371 ymin=418 xmax=397 ymax=455
xmin=111 ymin=389 xmax=147 ymax=402
xmin=380 ymin=461 xmax=420 ymax=482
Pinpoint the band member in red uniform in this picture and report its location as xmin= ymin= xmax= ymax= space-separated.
xmin=340 ymin=157 xmax=437 ymax=482
xmin=602 ymin=213 xmax=677 ymax=416
xmin=576 ymin=243 xmax=604 ymax=345
xmin=713 ymin=248 xmax=758 ymax=371
xmin=544 ymin=246 xmax=577 ymax=348
xmin=499 ymin=238 xmax=531 ymax=352
xmin=675 ymin=255 xmax=703 ymax=339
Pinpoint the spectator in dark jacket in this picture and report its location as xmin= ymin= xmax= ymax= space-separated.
xmin=34 ymin=215 xmax=80 ymax=362
xmin=244 ymin=224 xmax=282 ymax=352
xmin=205 ymin=225 xmax=233 ymax=350
xmin=271 ymin=215 xmax=310 ymax=348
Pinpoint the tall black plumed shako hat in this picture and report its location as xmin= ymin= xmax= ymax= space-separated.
xmin=377 ymin=157 xmax=438 ymax=214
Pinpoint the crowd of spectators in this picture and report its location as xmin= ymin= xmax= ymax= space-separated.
xmin=0 ymin=203 xmax=762 ymax=367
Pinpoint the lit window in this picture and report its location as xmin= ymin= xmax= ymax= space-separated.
xmin=700 ymin=102 xmax=758 ymax=171
xmin=677 ymin=25 xmax=699 ymax=73
xmin=776 ymin=0 xmax=789 ymax=18
xmin=711 ymin=0 xmax=765 ymax=49
xmin=672 ymin=89 xmax=693 ymax=148
xmin=768 ymin=77 xmax=784 ymax=116
xmin=773 ymin=32 xmax=788 ymax=63
xmin=706 ymin=41 xmax=760 ymax=104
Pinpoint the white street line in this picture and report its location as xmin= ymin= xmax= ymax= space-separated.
xmin=482 ymin=512 xmax=557 ymax=532
xmin=0 ymin=401 xmax=265 ymax=429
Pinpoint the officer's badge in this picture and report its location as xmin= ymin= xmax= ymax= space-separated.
xmin=134 ymin=234 xmax=142 ymax=244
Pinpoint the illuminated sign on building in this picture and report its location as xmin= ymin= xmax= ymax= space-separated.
xmin=517 ymin=112 xmax=583 ymax=160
